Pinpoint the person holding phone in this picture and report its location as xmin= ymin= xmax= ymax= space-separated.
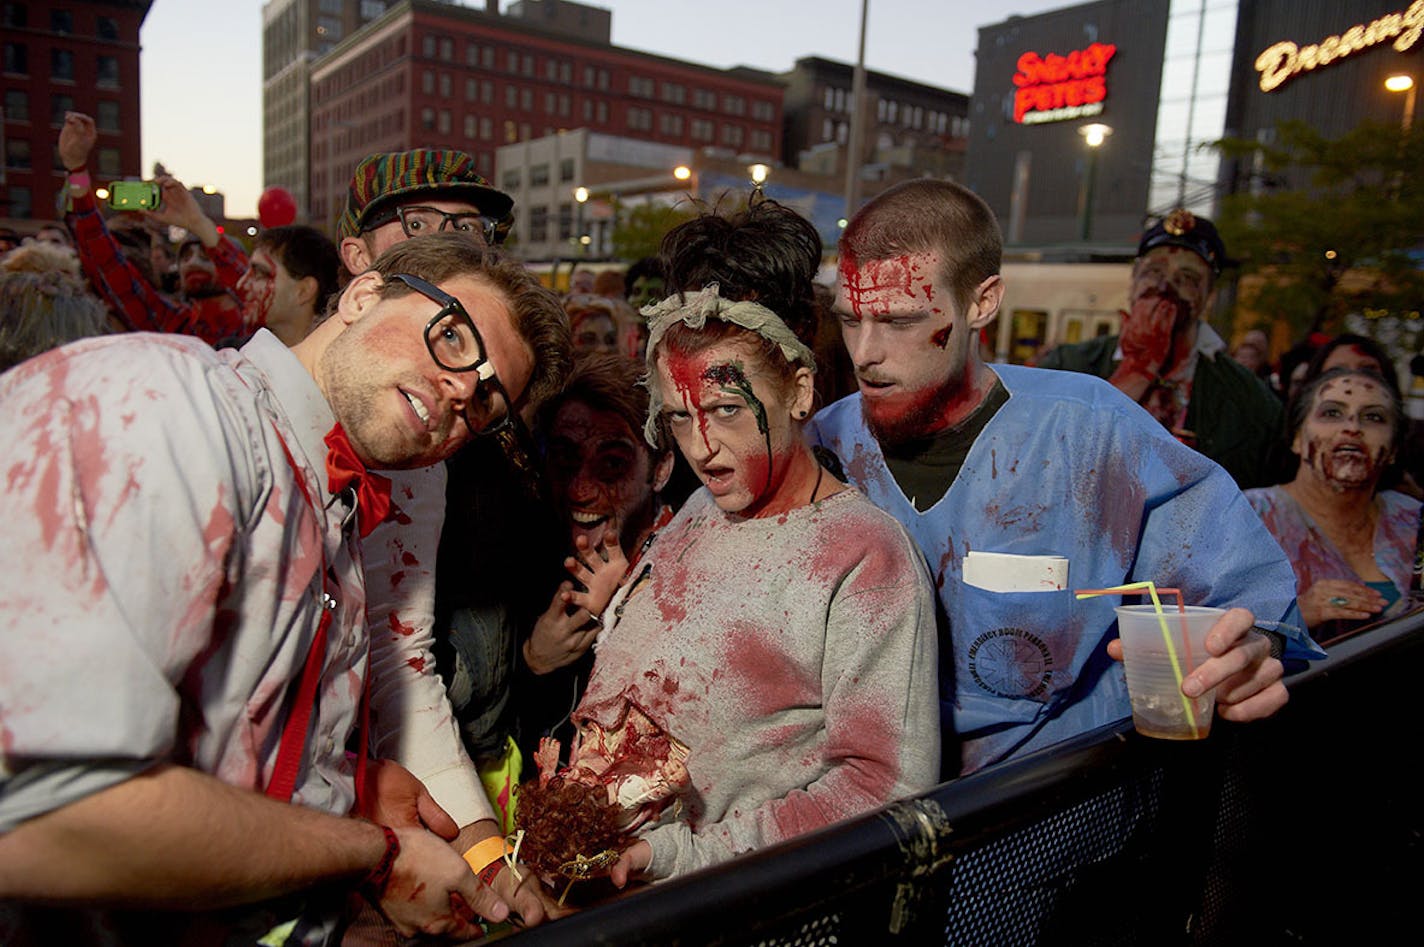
xmin=58 ymin=111 xmax=251 ymax=345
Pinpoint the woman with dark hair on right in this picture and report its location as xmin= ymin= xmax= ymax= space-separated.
xmin=1245 ymin=366 xmax=1421 ymax=641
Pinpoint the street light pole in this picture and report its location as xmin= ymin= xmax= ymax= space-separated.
xmin=1386 ymin=74 xmax=1416 ymax=133
xmin=1077 ymin=123 xmax=1112 ymax=242
xmin=574 ymin=186 xmax=589 ymax=257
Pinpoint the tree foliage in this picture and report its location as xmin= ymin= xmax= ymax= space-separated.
xmin=1214 ymin=119 xmax=1424 ymax=341
xmin=610 ymin=200 xmax=697 ymax=262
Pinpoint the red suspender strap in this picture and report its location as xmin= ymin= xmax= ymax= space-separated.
xmin=263 ymin=428 xmax=348 ymax=803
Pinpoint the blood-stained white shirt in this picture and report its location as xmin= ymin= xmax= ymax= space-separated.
xmin=0 ymin=330 xmax=368 ymax=830
xmin=365 ymin=465 xmax=496 ymax=828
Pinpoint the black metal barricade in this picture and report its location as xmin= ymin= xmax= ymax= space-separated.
xmin=499 ymin=607 xmax=1424 ymax=946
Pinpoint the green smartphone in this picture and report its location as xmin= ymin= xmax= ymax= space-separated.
xmin=108 ymin=180 xmax=162 ymax=211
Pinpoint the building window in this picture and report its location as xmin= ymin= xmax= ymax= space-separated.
xmin=96 ymin=146 xmax=120 ymax=177
xmin=837 ymin=122 xmax=849 ymax=145
xmin=3 ymin=42 xmax=26 ymax=75
xmin=8 ymin=185 xmax=31 ymax=218
xmin=505 ymin=84 xmax=517 ymax=107
xmin=661 ymin=82 xmax=685 ymax=105
xmin=51 ymin=48 xmax=75 ymax=81
xmin=529 ymin=206 xmax=549 ymax=242
xmin=423 ymin=70 xmax=435 ymax=94
xmin=558 ymin=93 xmax=569 ymax=117
xmin=3 ymin=89 xmax=28 ymax=121
xmin=822 ymin=117 xmax=834 ymax=142
xmin=481 ymin=81 xmax=493 ymax=104
xmin=466 ymin=77 xmax=477 ymax=101
xmin=627 ymin=107 xmax=651 ymax=131
xmin=558 ymin=203 xmax=573 ymax=240
xmin=659 ymin=113 xmax=683 ymax=136
xmin=824 ymin=87 xmax=834 ymax=110
xmin=520 ymin=88 xmax=532 ymax=111
xmin=691 ymin=118 xmax=713 ymax=141
xmin=50 ymin=93 xmax=74 ymax=125
xmin=544 ymin=91 xmax=557 ymax=114
xmin=522 ymin=53 xmax=534 ymax=77
xmin=465 ymin=42 xmax=479 ymax=67
xmin=4 ymin=137 xmax=31 ymax=169
xmin=752 ymin=100 xmax=774 ymax=122
xmin=723 ymin=94 xmax=745 ymax=116
xmin=629 ymin=76 xmax=654 ymax=98
xmin=97 ymin=55 xmax=119 ymax=87
xmin=530 ymin=163 xmax=550 ymax=187
xmin=722 ymin=124 xmax=744 ymax=147
xmin=439 ymin=73 xmax=451 ymax=97
xmin=582 ymin=65 xmax=595 ymax=87
xmin=597 ymin=69 xmax=609 ymax=91
xmin=503 ymin=120 xmax=517 ymax=142
xmin=887 ymin=101 xmax=897 ymax=123
xmin=2 ymin=3 xmax=27 ymax=28
xmin=320 ymin=0 xmax=342 ymax=11
xmin=751 ymin=129 xmax=771 ymax=152
xmin=438 ymin=109 xmax=450 ymax=134
xmin=502 ymin=169 xmax=520 ymax=190
xmin=361 ymin=0 xmax=387 ymax=20
xmin=560 ymin=61 xmax=571 ymax=84
xmin=876 ymin=99 xmax=886 ymax=121
xmin=423 ymin=35 xmax=436 ymax=58
xmin=596 ymin=101 xmax=607 ymax=123
xmin=559 ymin=157 xmax=574 ymax=183
xmin=51 ymin=9 xmax=73 ymax=33
xmin=421 ymin=107 xmax=435 ymax=130
xmin=96 ymin=100 xmax=120 ymax=132
xmin=546 ymin=59 xmax=558 ymax=81
xmin=439 ymin=38 xmax=453 ymax=61
xmin=479 ymin=116 xmax=491 ymax=140
xmin=464 ymin=114 xmax=476 ymax=138
xmin=317 ymin=16 xmax=342 ymax=40
xmin=693 ymin=88 xmax=716 ymax=110
xmin=582 ymin=99 xmax=592 ymax=122
xmin=97 ymin=16 xmax=118 ymax=40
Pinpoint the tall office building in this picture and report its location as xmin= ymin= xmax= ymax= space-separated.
xmin=262 ymin=0 xmax=395 ymax=221
xmin=1 ymin=0 xmax=151 ymax=224
xmin=306 ymin=0 xmax=783 ymax=234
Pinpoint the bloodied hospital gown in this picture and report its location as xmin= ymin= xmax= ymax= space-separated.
xmin=573 ymin=487 xmax=940 ymax=880
xmin=808 ymin=364 xmax=1320 ymax=776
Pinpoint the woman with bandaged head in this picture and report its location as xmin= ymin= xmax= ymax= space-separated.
xmin=515 ymin=199 xmax=939 ymax=892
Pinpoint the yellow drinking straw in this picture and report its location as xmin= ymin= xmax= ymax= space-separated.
xmin=1074 ymin=581 xmax=1201 ymax=739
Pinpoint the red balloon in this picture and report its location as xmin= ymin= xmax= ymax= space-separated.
xmin=257 ymin=186 xmax=297 ymax=228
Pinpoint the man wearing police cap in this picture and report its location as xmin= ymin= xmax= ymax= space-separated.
xmin=1042 ymin=209 xmax=1282 ymax=488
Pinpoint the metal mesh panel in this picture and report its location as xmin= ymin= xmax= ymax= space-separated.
xmin=746 ymin=913 xmax=842 ymax=947
xmin=942 ymin=771 xmax=1167 ymax=946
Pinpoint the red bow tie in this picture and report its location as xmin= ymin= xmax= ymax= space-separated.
xmin=324 ymin=424 xmax=392 ymax=538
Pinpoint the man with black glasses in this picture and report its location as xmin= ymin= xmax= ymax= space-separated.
xmin=336 ymin=149 xmax=514 ymax=276
xmin=0 ymin=234 xmax=571 ymax=941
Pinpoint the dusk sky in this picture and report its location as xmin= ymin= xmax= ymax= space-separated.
xmin=140 ymin=0 xmax=1071 ymax=216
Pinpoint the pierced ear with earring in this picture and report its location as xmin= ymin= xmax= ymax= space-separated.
xmin=796 ymin=409 xmax=809 ymax=419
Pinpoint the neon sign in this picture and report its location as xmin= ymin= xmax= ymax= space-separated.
xmin=1255 ymin=1 xmax=1424 ymax=93
xmin=1013 ymin=42 xmax=1116 ymax=125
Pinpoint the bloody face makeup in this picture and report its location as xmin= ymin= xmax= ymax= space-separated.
xmin=237 ymin=247 xmax=310 ymax=344
xmin=178 ymin=241 xmax=217 ymax=295
xmin=1293 ymin=373 xmax=1397 ymax=492
xmin=546 ymin=400 xmax=660 ymax=554
xmin=655 ymin=337 xmax=809 ymax=517
xmin=1129 ymin=247 xmax=1212 ymax=328
xmin=834 ymin=250 xmax=982 ymax=445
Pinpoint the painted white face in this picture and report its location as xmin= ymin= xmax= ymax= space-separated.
xmin=1293 ymin=372 xmax=1397 ymax=491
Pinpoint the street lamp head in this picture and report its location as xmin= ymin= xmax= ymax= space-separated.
xmin=748 ymin=163 xmax=771 ymax=185
xmin=574 ymin=186 xmax=589 ymax=203
xmin=1079 ymin=123 xmax=1113 ymax=148
xmin=1386 ymin=74 xmax=1415 ymax=93
xmin=673 ymin=165 xmax=692 ymax=181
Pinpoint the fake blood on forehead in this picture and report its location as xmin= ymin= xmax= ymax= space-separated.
xmin=839 ymin=251 xmax=935 ymax=318
xmin=702 ymin=361 xmax=769 ymax=435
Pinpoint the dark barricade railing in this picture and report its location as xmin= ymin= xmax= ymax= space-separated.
xmin=498 ymin=607 xmax=1424 ymax=946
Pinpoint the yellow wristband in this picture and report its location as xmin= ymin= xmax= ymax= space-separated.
xmin=462 ymin=835 xmax=513 ymax=874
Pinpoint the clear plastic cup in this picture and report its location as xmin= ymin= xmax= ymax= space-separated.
xmin=1114 ymin=605 xmax=1224 ymax=740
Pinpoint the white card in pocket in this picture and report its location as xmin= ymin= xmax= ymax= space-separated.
xmin=962 ymin=551 xmax=1069 ymax=593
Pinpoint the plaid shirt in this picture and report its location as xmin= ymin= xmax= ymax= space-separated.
xmin=66 ymin=188 xmax=251 ymax=345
